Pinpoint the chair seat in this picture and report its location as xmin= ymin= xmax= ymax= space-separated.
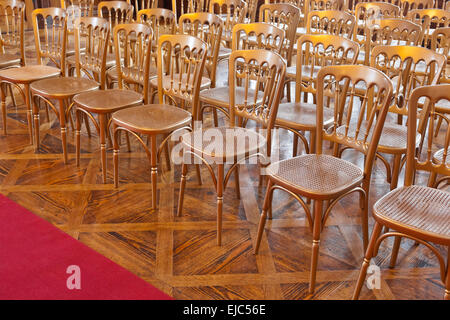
xmin=199 ymin=86 xmax=261 ymax=109
xmin=0 ymin=65 xmax=60 ymax=84
xmin=266 ymin=154 xmax=364 ymax=199
xmin=336 ymin=121 xmax=421 ymax=152
xmin=373 ymin=185 xmax=450 ymax=245
xmin=30 ymin=76 xmax=99 ymax=98
xmin=112 ymin=104 xmax=192 ymax=135
xmin=276 ymin=102 xmax=334 ymax=131
xmin=150 ymin=74 xmax=211 ymax=91
xmin=0 ymin=53 xmax=21 ymax=68
xmin=433 ymin=148 xmax=450 ymax=164
xmin=181 ymin=126 xmax=266 ymax=161
xmin=73 ymin=89 xmax=143 ymax=113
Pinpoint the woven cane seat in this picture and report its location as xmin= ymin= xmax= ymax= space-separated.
xmin=199 ymin=86 xmax=261 ymax=109
xmin=0 ymin=65 xmax=60 ymax=84
xmin=266 ymin=154 xmax=364 ymax=199
xmin=373 ymin=185 xmax=450 ymax=245
xmin=433 ymin=148 xmax=450 ymax=164
xmin=0 ymin=53 xmax=21 ymax=69
xmin=73 ymin=89 xmax=143 ymax=113
xmin=276 ymin=102 xmax=334 ymax=131
xmin=336 ymin=121 xmax=421 ymax=152
xmin=180 ymin=126 xmax=266 ymax=161
xmin=30 ymin=77 xmax=99 ymax=98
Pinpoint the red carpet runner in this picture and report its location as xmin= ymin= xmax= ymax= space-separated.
xmin=0 ymin=194 xmax=173 ymax=300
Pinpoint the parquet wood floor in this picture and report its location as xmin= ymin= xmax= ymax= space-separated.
xmin=0 ymin=33 xmax=448 ymax=300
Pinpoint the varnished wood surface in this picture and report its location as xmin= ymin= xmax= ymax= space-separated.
xmin=0 ymin=32 xmax=448 ymax=300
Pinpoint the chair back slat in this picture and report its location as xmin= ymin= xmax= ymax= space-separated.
xmin=0 ymin=0 xmax=25 ymax=65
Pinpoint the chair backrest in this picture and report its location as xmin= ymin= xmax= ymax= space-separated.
xmin=316 ymin=65 xmax=393 ymax=181
xmin=209 ymin=0 xmax=247 ymax=45
xmin=98 ymin=1 xmax=134 ymax=33
xmin=156 ymin=34 xmax=208 ymax=119
xmin=407 ymin=9 xmax=450 ymax=46
xmin=259 ymin=3 xmax=300 ymax=66
xmin=405 ymin=84 xmax=450 ymax=187
xmin=244 ymin=0 xmax=258 ymax=22
xmin=446 ymin=0 xmax=450 ymax=11
xmin=61 ymin=0 xmax=95 ymax=16
xmin=128 ymin=0 xmax=157 ymax=14
xmin=370 ymin=45 xmax=446 ymax=117
xmin=363 ymin=18 xmax=422 ymax=65
xmin=398 ymin=0 xmax=433 ymax=17
xmin=228 ymin=49 xmax=286 ymax=152
xmin=431 ymin=27 xmax=450 ymax=82
xmin=294 ymin=34 xmax=360 ymax=102
xmin=32 ymin=7 xmax=67 ymax=74
xmin=304 ymin=0 xmax=344 ymax=22
xmin=179 ymin=12 xmax=222 ymax=87
xmin=137 ymin=8 xmax=176 ymax=42
xmin=0 ymin=0 xmax=25 ymax=66
xmin=349 ymin=0 xmax=399 ymax=13
xmin=74 ymin=17 xmax=110 ymax=89
xmin=306 ymin=10 xmax=356 ymax=39
xmin=113 ymin=23 xmax=153 ymax=103
xmin=172 ymin=0 xmax=207 ymax=19
xmin=231 ymin=22 xmax=285 ymax=53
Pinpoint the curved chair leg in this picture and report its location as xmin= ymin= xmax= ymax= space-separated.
xmin=254 ymin=179 xmax=274 ymax=254
xmin=352 ymin=222 xmax=383 ymax=300
xmin=389 ymin=236 xmax=402 ymax=268
xmin=309 ymin=199 xmax=323 ymax=294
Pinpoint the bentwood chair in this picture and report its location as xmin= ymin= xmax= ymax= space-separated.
xmin=298 ymin=10 xmax=356 ymax=39
xmin=359 ymin=45 xmax=446 ymax=190
xmin=178 ymin=49 xmax=286 ymax=245
xmin=98 ymin=1 xmax=134 ymax=52
xmin=353 ymin=2 xmax=401 ymax=50
xmin=179 ymin=12 xmax=223 ymax=89
xmin=0 ymin=7 xmax=63 ymax=144
xmin=259 ymin=3 xmax=300 ymax=101
xmin=407 ymin=9 xmax=450 ymax=47
xmin=361 ymin=18 xmax=422 ymax=66
xmin=353 ymin=84 xmax=450 ymax=300
xmin=74 ymin=23 xmax=150 ymax=183
xmin=30 ymin=9 xmax=100 ymax=164
xmin=254 ymin=64 xmax=394 ymax=295
xmin=0 ymin=0 xmax=25 ymax=135
xmin=112 ymin=34 xmax=208 ymax=209
xmin=137 ymin=8 xmax=176 ymax=42
xmin=297 ymin=0 xmax=345 ymax=33
xmin=199 ymin=22 xmax=284 ymax=126
xmin=282 ymin=34 xmax=360 ymax=156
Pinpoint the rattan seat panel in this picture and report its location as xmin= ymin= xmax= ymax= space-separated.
xmin=0 ymin=53 xmax=21 ymax=68
xmin=336 ymin=121 xmax=420 ymax=152
xmin=267 ymin=154 xmax=364 ymax=197
xmin=30 ymin=76 xmax=99 ymax=98
xmin=0 ymin=65 xmax=60 ymax=83
xmin=276 ymin=102 xmax=334 ymax=130
xmin=181 ymin=126 xmax=266 ymax=160
xmin=199 ymin=86 xmax=261 ymax=108
xmin=150 ymin=74 xmax=211 ymax=91
xmin=373 ymin=185 xmax=450 ymax=244
xmin=433 ymin=148 xmax=450 ymax=164
xmin=73 ymin=89 xmax=143 ymax=113
xmin=112 ymin=104 xmax=192 ymax=134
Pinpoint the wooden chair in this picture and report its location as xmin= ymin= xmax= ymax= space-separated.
xmin=361 ymin=18 xmax=422 ymax=66
xmin=353 ymin=2 xmax=401 ymax=50
xmin=199 ymin=22 xmax=285 ymax=126
xmin=259 ymin=2 xmax=301 ymax=101
xmin=173 ymin=0 xmax=208 ymax=20
xmin=137 ymin=8 xmax=176 ymax=41
xmin=298 ymin=0 xmax=344 ymax=30
xmin=298 ymin=10 xmax=356 ymax=39
xmin=74 ymin=23 xmax=150 ymax=183
xmin=127 ymin=0 xmax=157 ymax=14
xmin=0 ymin=7 xmax=63 ymax=144
xmin=30 ymin=8 xmax=100 ymax=164
xmin=178 ymin=49 xmax=286 ymax=245
xmin=407 ymin=9 xmax=450 ymax=47
xmin=254 ymin=64 xmax=394 ymax=295
xmin=353 ymin=84 xmax=450 ymax=300
xmin=282 ymin=34 xmax=360 ymax=156
xmin=264 ymin=0 xmax=306 ymax=27
xmin=209 ymin=0 xmax=247 ymax=49
xmin=361 ymin=45 xmax=446 ymax=190
xmin=179 ymin=12 xmax=223 ymax=89
xmin=112 ymin=34 xmax=208 ymax=209
xmin=98 ymin=1 xmax=134 ymax=51
xmin=398 ymin=0 xmax=434 ymax=17
xmin=60 ymin=0 xmax=95 ymax=16
xmin=0 ymin=0 xmax=26 ymax=135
